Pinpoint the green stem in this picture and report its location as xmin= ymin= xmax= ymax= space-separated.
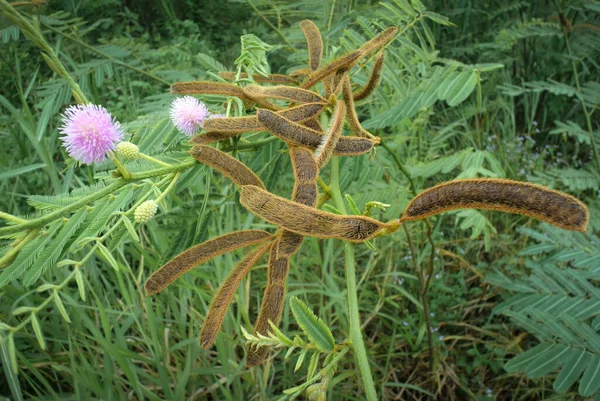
xmin=138 ymin=153 xmax=172 ymax=168
xmin=0 ymin=213 xmax=26 ymax=224
xmin=329 ymin=156 xmax=378 ymax=401
xmin=0 ymin=160 xmax=198 ymax=236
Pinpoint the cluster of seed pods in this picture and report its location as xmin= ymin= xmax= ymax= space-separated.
xmin=145 ymin=21 xmax=589 ymax=366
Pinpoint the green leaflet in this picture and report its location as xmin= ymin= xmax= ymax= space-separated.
xmin=23 ymin=208 xmax=87 ymax=286
xmin=554 ymin=349 xmax=590 ymax=393
xmin=289 ymin=297 xmax=335 ymax=352
xmin=0 ymin=221 xmax=62 ymax=289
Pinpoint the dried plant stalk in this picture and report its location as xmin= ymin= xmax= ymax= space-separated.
xmin=190 ymin=145 xmax=266 ymax=189
xmin=257 ymin=108 xmax=377 ymax=156
xmin=358 ymin=26 xmax=398 ymax=56
xmin=301 ymin=51 xmax=362 ymax=89
xmin=246 ymin=241 xmax=290 ymax=366
xmin=190 ymin=131 xmax=239 ymax=145
xmin=401 ymin=179 xmax=589 ymax=232
xmin=200 ymin=241 xmax=273 ymax=349
xmin=342 ymin=76 xmax=373 ymax=138
xmin=244 ymin=85 xmax=326 ymax=104
xmin=240 ymin=185 xmax=389 ymax=242
xmin=300 ymin=20 xmax=323 ymax=71
xmin=316 ymin=101 xmax=347 ymax=168
xmin=202 ymin=103 xmax=325 ymax=134
xmin=218 ymin=71 xmax=297 ymax=84
xmin=145 ymin=230 xmax=273 ymax=295
xmin=353 ymin=53 xmax=385 ymax=101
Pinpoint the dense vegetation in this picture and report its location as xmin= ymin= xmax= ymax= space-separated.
xmin=1 ymin=0 xmax=599 ymax=400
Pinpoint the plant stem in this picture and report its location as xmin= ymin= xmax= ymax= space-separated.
xmin=329 ymin=156 xmax=378 ymax=401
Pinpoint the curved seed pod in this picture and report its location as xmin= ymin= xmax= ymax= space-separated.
xmin=240 ymin=185 xmax=390 ymax=242
xmin=257 ymin=108 xmax=377 ymax=156
xmin=401 ymin=179 xmax=589 ymax=232
xmin=203 ymin=103 xmax=325 ymax=134
xmin=316 ymin=101 xmax=347 ymax=168
xmin=290 ymin=147 xmax=319 ymax=207
xmin=300 ymin=20 xmax=323 ymax=71
xmin=289 ymin=68 xmax=311 ymax=78
xmin=246 ymin=242 xmax=290 ymax=366
xmin=200 ymin=241 xmax=272 ymax=349
xmin=353 ymin=52 xmax=385 ymax=101
xmin=171 ymin=81 xmax=247 ymax=98
xmin=342 ymin=76 xmax=373 ymax=138
xmin=190 ymin=131 xmax=239 ymax=145
xmin=190 ymin=145 xmax=265 ymax=189
xmin=145 ymin=230 xmax=273 ymax=295
xmin=302 ymin=117 xmax=323 ymax=132
xmin=358 ymin=26 xmax=398 ymax=56
xmin=302 ymin=51 xmax=362 ymax=89
xmin=244 ymin=85 xmax=326 ymax=104
xmin=218 ymin=71 xmax=297 ymax=84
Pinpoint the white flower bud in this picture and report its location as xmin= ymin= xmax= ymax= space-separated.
xmin=134 ymin=200 xmax=158 ymax=223
xmin=116 ymin=141 xmax=140 ymax=160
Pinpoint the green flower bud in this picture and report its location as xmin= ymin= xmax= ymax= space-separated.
xmin=134 ymin=200 xmax=158 ymax=223
xmin=116 ymin=141 xmax=140 ymax=160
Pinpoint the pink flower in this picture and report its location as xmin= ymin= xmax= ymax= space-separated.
xmin=59 ymin=104 xmax=123 ymax=164
xmin=170 ymin=96 xmax=210 ymax=136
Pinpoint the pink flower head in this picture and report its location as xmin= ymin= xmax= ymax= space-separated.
xmin=170 ymin=96 xmax=210 ymax=136
xmin=59 ymin=104 xmax=124 ymax=165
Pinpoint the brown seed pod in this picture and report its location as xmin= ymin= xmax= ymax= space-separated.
xmin=316 ymin=101 xmax=347 ymax=168
xmin=145 ymin=230 xmax=273 ymax=295
xmin=246 ymin=241 xmax=290 ymax=366
xmin=358 ymin=26 xmax=398 ymax=57
xmin=240 ymin=185 xmax=390 ymax=242
xmin=218 ymin=71 xmax=297 ymax=84
xmin=276 ymin=230 xmax=305 ymax=258
xmin=190 ymin=131 xmax=239 ymax=145
xmin=353 ymin=52 xmax=385 ymax=101
xmin=290 ymin=147 xmax=319 ymax=207
xmin=171 ymin=81 xmax=279 ymax=110
xmin=342 ymin=76 xmax=374 ymax=138
xmin=302 ymin=117 xmax=323 ymax=132
xmin=244 ymin=85 xmax=326 ymax=104
xmin=189 ymin=145 xmax=265 ymax=189
xmin=401 ymin=179 xmax=589 ymax=232
xmin=289 ymin=68 xmax=311 ymax=78
xmin=302 ymin=51 xmax=362 ymax=89
xmin=200 ymin=241 xmax=272 ymax=349
xmin=300 ymin=20 xmax=323 ymax=71
xmin=257 ymin=108 xmax=377 ymax=156
xmin=202 ymin=103 xmax=326 ymax=134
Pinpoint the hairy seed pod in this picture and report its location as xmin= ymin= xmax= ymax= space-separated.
xmin=401 ymin=179 xmax=589 ymax=232
xmin=171 ymin=81 xmax=279 ymax=110
xmin=276 ymin=230 xmax=305 ymax=258
xmin=145 ymin=230 xmax=273 ymax=295
xmin=244 ymin=85 xmax=326 ymax=104
xmin=202 ymin=103 xmax=326 ymax=134
xmin=353 ymin=52 xmax=385 ymax=101
xmin=257 ymin=108 xmax=377 ymax=156
xmin=240 ymin=185 xmax=389 ymax=242
xmin=200 ymin=241 xmax=272 ymax=349
xmin=316 ymin=101 xmax=347 ymax=168
xmin=358 ymin=26 xmax=399 ymax=57
xmin=246 ymin=242 xmax=290 ymax=366
xmin=342 ymin=76 xmax=373 ymax=138
xmin=300 ymin=20 xmax=323 ymax=71
xmin=303 ymin=117 xmax=323 ymax=132
xmin=302 ymin=51 xmax=362 ymax=89
xmin=190 ymin=145 xmax=265 ymax=189
xmin=289 ymin=68 xmax=311 ymax=78
xmin=190 ymin=131 xmax=238 ymax=145
xmin=218 ymin=71 xmax=297 ymax=84
xmin=290 ymin=147 xmax=319 ymax=207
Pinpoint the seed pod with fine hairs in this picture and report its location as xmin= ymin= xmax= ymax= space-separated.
xmin=145 ymin=230 xmax=273 ymax=295
xmin=353 ymin=52 xmax=385 ymax=101
xmin=189 ymin=145 xmax=265 ymax=189
xmin=342 ymin=76 xmax=374 ymax=138
xmin=202 ymin=103 xmax=326 ymax=134
xmin=316 ymin=101 xmax=347 ymax=168
xmin=257 ymin=108 xmax=378 ymax=156
xmin=401 ymin=179 xmax=589 ymax=232
xmin=300 ymin=20 xmax=323 ymax=71
xmin=190 ymin=131 xmax=239 ymax=145
xmin=290 ymin=147 xmax=319 ymax=208
xmin=218 ymin=71 xmax=297 ymax=84
xmin=199 ymin=241 xmax=272 ymax=349
xmin=240 ymin=185 xmax=390 ymax=242
xmin=357 ymin=26 xmax=398 ymax=57
xmin=301 ymin=51 xmax=362 ymax=89
xmin=171 ymin=81 xmax=278 ymax=110
xmin=244 ymin=85 xmax=326 ymax=104
xmin=246 ymin=241 xmax=290 ymax=366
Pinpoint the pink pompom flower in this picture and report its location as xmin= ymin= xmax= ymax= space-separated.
xmin=170 ymin=96 xmax=210 ymax=136
xmin=59 ymin=104 xmax=124 ymax=165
